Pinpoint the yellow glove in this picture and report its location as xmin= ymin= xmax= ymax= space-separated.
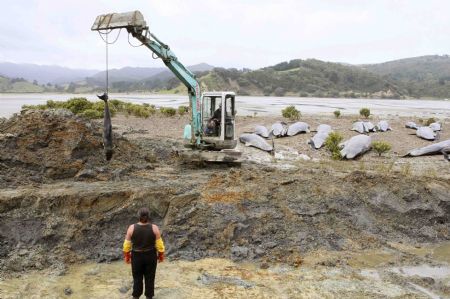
xmin=155 ymin=237 xmax=165 ymax=253
xmin=123 ymin=239 xmax=132 ymax=253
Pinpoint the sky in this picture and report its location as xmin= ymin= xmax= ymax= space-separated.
xmin=0 ymin=0 xmax=449 ymax=70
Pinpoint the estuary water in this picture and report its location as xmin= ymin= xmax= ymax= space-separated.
xmin=1 ymin=93 xmax=449 ymax=118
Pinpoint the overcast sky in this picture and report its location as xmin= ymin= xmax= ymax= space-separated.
xmin=0 ymin=0 xmax=449 ymax=70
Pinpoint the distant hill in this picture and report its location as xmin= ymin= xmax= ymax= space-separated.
xmin=90 ymin=62 xmax=214 ymax=84
xmin=0 ymin=62 xmax=99 ymax=85
xmin=2 ymin=57 xmax=450 ymax=98
xmin=0 ymin=76 xmax=45 ymax=93
xmin=361 ymin=55 xmax=450 ymax=97
xmin=193 ymin=59 xmax=403 ymax=98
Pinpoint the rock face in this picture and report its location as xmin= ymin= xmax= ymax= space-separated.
xmin=0 ymin=166 xmax=448 ymax=273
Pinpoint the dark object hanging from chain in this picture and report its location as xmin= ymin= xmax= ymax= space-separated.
xmin=97 ymin=30 xmax=114 ymax=161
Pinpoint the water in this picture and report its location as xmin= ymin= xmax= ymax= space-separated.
xmin=1 ymin=93 xmax=450 ymax=118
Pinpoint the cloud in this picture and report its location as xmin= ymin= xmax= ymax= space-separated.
xmin=0 ymin=0 xmax=449 ymax=69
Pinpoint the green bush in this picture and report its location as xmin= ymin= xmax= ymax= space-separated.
xmin=178 ymin=106 xmax=189 ymax=115
xmin=359 ymin=108 xmax=370 ymax=118
xmin=425 ymin=117 xmax=436 ymax=126
xmin=65 ymin=97 xmax=93 ymax=114
xmin=45 ymin=100 xmax=65 ymax=109
xmin=372 ymin=141 xmax=392 ymax=156
xmin=324 ymin=132 xmax=344 ymax=160
xmin=160 ymin=107 xmax=176 ymax=117
xmin=334 ymin=110 xmax=341 ymax=118
xmin=281 ymin=105 xmax=300 ymax=120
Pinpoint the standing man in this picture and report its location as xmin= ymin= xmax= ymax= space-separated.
xmin=123 ymin=207 xmax=165 ymax=299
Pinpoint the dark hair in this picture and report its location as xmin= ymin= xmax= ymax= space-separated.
xmin=138 ymin=207 xmax=150 ymax=223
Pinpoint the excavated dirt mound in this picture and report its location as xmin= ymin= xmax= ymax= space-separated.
xmin=0 ymin=109 xmax=153 ymax=187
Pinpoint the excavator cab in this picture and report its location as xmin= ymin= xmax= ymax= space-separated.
xmin=201 ymin=92 xmax=237 ymax=150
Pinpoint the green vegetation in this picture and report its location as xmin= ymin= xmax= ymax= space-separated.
xmin=281 ymin=105 xmax=300 ymax=120
xmin=362 ymin=55 xmax=450 ymax=98
xmin=160 ymin=107 xmax=176 ymax=117
xmin=359 ymin=108 xmax=371 ymax=118
xmin=324 ymin=132 xmax=344 ymax=160
xmin=425 ymin=117 xmax=436 ymax=126
xmin=334 ymin=110 xmax=341 ymax=118
xmin=178 ymin=106 xmax=189 ymax=115
xmin=21 ymin=98 xmax=162 ymax=119
xmin=372 ymin=141 xmax=392 ymax=157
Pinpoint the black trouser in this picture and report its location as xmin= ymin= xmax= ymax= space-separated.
xmin=131 ymin=250 xmax=157 ymax=298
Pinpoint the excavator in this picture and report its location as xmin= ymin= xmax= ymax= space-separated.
xmin=91 ymin=10 xmax=241 ymax=162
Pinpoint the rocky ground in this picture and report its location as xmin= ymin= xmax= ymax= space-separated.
xmin=0 ymin=109 xmax=449 ymax=298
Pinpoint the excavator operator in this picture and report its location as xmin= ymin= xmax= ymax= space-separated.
xmin=206 ymin=104 xmax=222 ymax=136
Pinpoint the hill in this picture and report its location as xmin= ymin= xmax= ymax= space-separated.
xmin=361 ymin=55 xmax=450 ymax=98
xmin=0 ymin=62 xmax=99 ymax=85
xmin=192 ymin=59 xmax=403 ymax=98
xmin=0 ymin=76 xmax=45 ymax=93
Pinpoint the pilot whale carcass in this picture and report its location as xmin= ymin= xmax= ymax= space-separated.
xmin=405 ymin=121 xmax=418 ymax=130
xmin=351 ymin=121 xmax=365 ymax=134
xmin=429 ymin=122 xmax=441 ymax=132
xmin=340 ymin=135 xmax=372 ymax=159
xmin=254 ymin=125 xmax=269 ymax=138
xmin=377 ymin=120 xmax=392 ymax=132
xmin=363 ymin=121 xmax=377 ymax=132
xmin=416 ymin=127 xmax=436 ymax=141
xmin=98 ymin=92 xmax=113 ymax=160
xmin=239 ymin=133 xmax=273 ymax=152
xmin=271 ymin=122 xmax=288 ymax=137
xmin=287 ymin=122 xmax=310 ymax=136
xmin=405 ymin=139 xmax=450 ymax=161
xmin=309 ymin=124 xmax=332 ymax=149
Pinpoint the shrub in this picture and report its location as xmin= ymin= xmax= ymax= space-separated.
xmin=334 ymin=110 xmax=341 ymax=118
xmin=160 ymin=107 xmax=176 ymax=117
xmin=372 ymin=141 xmax=392 ymax=156
xmin=359 ymin=107 xmax=370 ymax=118
xmin=281 ymin=105 xmax=300 ymax=120
xmin=425 ymin=117 xmax=436 ymax=126
xmin=324 ymin=132 xmax=343 ymax=160
xmin=46 ymin=100 xmax=65 ymax=109
xmin=178 ymin=106 xmax=189 ymax=115
xmin=65 ymin=97 xmax=93 ymax=114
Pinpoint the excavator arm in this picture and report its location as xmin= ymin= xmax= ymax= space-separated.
xmin=92 ymin=11 xmax=202 ymax=145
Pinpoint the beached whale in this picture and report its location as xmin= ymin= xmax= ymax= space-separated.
xmin=316 ymin=124 xmax=332 ymax=133
xmin=416 ymin=127 xmax=436 ymax=140
xmin=239 ymin=133 xmax=273 ymax=152
xmin=309 ymin=124 xmax=332 ymax=149
xmin=429 ymin=122 xmax=441 ymax=132
xmin=377 ymin=120 xmax=392 ymax=132
xmin=271 ymin=122 xmax=288 ymax=137
xmin=340 ymin=135 xmax=372 ymax=159
xmin=405 ymin=139 xmax=450 ymax=161
xmin=287 ymin=122 xmax=310 ymax=136
xmin=405 ymin=121 xmax=418 ymax=130
xmin=254 ymin=125 xmax=270 ymax=138
xmin=363 ymin=122 xmax=377 ymax=132
xmin=351 ymin=121 xmax=365 ymax=134
xmin=98 ymin=93 xmax=113 ymax=161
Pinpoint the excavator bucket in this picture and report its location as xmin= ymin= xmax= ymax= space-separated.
xmin=91 ymin=10 xmax=147 ymax=31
